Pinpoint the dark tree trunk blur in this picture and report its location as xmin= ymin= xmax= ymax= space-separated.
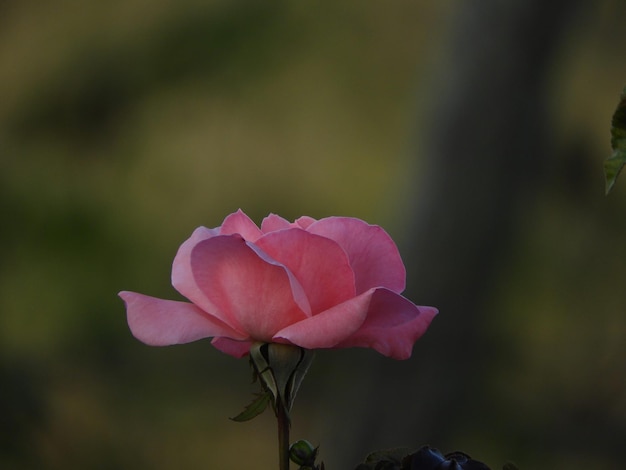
xmin=317 ymin=1 xmax=585 ymax=467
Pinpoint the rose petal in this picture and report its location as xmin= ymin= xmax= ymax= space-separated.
xmin=261 ymin=213 xmax=292 ymax=233
xmin=273 ymin=290 xmax=374 ymax=348
xmin=171 ymin=226 xmax=241 ymax=331
xmin=243 ymin=242 xmax=312 ymax=316
xmin=336 ymin=288 xmax=438 ymax=360
xmin=255 ymin=228 xmax=356 ymax=314
xmin=211 ymin=337 xmax=253 ymax=358
xmin=220 ymin=209 xmax=263 ymax=241
xmin=120 ymin=291 xmax=247 ymax=346
xmin=295 ymin=216 xmax=316 ymax=229
xmin=190 ymin=235 xmax=309 ymax=342
xmin=307 ymin=217 xmax=406 ymax=294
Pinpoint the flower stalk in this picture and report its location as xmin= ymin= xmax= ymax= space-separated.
xmin=244 ymin=342 xmax=314 ymax=469
xmin=277 ymin=397 xmax=290 ymax=470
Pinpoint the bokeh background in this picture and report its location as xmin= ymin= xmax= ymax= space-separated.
xmin=2 ymin=1 xmax=626 ymax=469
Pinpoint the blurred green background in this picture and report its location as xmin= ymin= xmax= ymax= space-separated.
xmin=2 ymin=1 xmax=626 ymax=469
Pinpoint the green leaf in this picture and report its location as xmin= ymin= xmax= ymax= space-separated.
xmin=354 ymin=448 xmax=410 ymax=470
xmin=230 ymin=391 xmax=271 ymax=422
xmin=604 ymin=86 xmax=626 ymax=194
xmin=363 ymin=448 xmax=410 ymax=463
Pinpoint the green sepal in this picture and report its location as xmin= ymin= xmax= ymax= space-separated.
xmin=230 ymin=391 xmax=272 ymax=422
xmin=270 ymin=343 xmax=314 ymax=412
xmin=604 ymin=86 xmax=626 ymax=194
xmin=249 ymin=342 xmax=314 ymax=417
xmin=249 ymin=342 xmax=278 ymax=400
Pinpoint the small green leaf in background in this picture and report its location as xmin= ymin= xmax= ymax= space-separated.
xmin=230 ymin=391 xmax=271 ymax=422
xmin=353 ymin=448 xmax=411 ymax=470
xmin=604 ymin=86 xmax=626 ymax=194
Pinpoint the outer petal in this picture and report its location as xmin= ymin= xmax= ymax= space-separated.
xmin=261 ymin=213 xmax=292 ymax=233
xmin=295 ymin=216 xmax=316 ymax=229
xmin=220 ymin=209 xmax=263 ymax=241
xmin=120 ymin=291 xmax=247 ymax=346
xmin=260 ymin=214 xmax=317 ymax=232
xmin=211 ymin=337 xmax=253 ymax=358
xmin=171 ymin=226 xmax=242 ymax=331
xmin=307 ymin=217 xmax=406 ymax=294
xmin=335 ymin=288 xmax=438 ymax=360
xmin=255 ymin=229 xmax=356 ymax=314
xmin=190 ymin=235 xmax=309 ymax=342
xmin=273 ymin=290 xmax=374 ymax=349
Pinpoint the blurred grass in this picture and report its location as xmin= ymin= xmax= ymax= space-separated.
xmin=1 ymin=0 xmax=626 ymax=469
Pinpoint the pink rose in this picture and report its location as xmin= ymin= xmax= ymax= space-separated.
xmin=119 ymin=210 xmax=437 ymax=360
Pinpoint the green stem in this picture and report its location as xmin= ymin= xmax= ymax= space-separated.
xmin=277 ymin=399 xmax=290 ymax=470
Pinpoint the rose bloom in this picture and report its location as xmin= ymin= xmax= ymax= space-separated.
xmin=120 ymin=210 xmax=437 ymax=360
